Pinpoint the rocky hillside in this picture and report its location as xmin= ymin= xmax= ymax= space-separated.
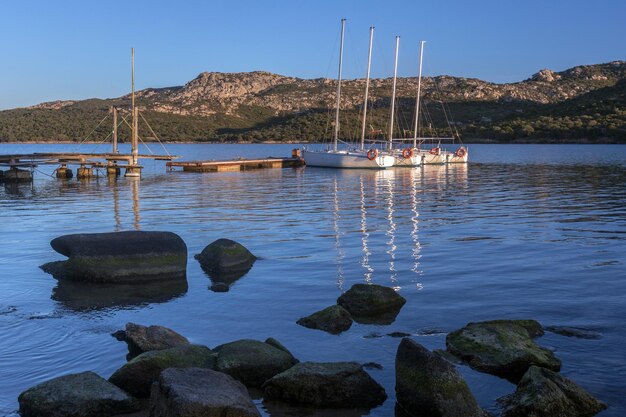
xmin=1 ymin=61 xmax=625 ymax=143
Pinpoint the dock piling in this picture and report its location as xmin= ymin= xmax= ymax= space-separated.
xmin=56 ymin=164 xmax=74 ymax=179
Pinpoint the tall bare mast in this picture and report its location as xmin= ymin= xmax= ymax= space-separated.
xmin=412 ymin=41 xmax=425 ymax=148
xmin=112 ymin=107 xmax=118 ymax=153
xmin=359 ymin=26 xmax=374 ymax=151
xmin=131 ymin=47 xmax=138 ymax=165
xmin=388 ymin=36 xmax=400 ymax=151
xmin=333 ymin=18 xmax=346 ymax=152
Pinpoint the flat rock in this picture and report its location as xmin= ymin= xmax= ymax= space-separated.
xmin=109 ymin=345 xmax=216 ymax=397
xmin=296 ymin=305 xmax=353 ymax=334
xmin=150 ymin=367 xmax=260 ymax=417
xmin=446 ymin=319 xmax=560 ymax=382
xmin=545 ymin=326 xmax=602 ymax=340
xmin=396 ymin=338 xmax=485 ymax=417
xmin=500 ymin=366 xmax=607 ymax=417
xmin=40 ymin=231 xmax=187 ymax=283
xmin=214 ymin=339 xmax=298 ymax=387
xmin=337 ymin=283 xmax=406 ymax=324
xmin=18 ymin=371 xmax=140 ymax=417
xmin=119 ymin=322 xmax=190 ymax=359
xmin=195 ymin=238 xmax=256 ymax=277
xmin=263 ymin=361 xmax=387 ymax=408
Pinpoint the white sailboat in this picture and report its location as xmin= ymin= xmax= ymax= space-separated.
xmin=302 ymin=19 xmax=394 ymax=169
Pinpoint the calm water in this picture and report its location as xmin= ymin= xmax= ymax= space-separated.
xmin=1 ymin=143 xmax=625 ymax=416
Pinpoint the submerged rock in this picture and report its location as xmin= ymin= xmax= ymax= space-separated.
xmin=109 ymin=344 xmax=216 ymax=397
xmin=118 ymin=322 xmax=190 ymax=359
xmin=500 ymin=366 xmax=607 ymax=417
xmin=41 ymin=231 xmax=187 ymax=283
xmin=195 ymin=238 xmax=256 ymax=277
xmin=18 ymin=371 xmax=140 ymax=417
xmin=150 ymin=367 xmax=261 ymax=417
xmin=214 ymin=339 xmax=298 ymax=387
xmin=296 ymin=305 xmax=353 ymax=334
xmin=337 ymin=283 xmax=406 ymax=324
xmin=396 ymin=338 xmax=485 ymax=417
xmin=545 ymin=325 xmax=602 ymax=340
xmin=446 ymin=320 xmax=560 ymax=382
xmin=263 ymin=362 xmax=386 ymax=408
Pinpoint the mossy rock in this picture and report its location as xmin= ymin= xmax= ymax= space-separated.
xmin=109 ymin=344 xmax=216 ymax=397
xmin=337 ymin=283 xmax=406 ymax=324
xmin=195 ymin=238 xmax=257 ymax=277
xmin=296 ymin=305 xmax=353 ymax=334
xmin=120 ymin=322 xmax=190 ymax=359
xmin=500 ymin=366 xmax=607 ymax=417
xmin=214 ymin=339 xmax=298 ymax=387
xmin=263 ymin=361 xmax=386 ymax=408
xmin=396 ymin=338 xmax=486 ymax=417
xmin=446 ymin=320 xmax=560 ymax=382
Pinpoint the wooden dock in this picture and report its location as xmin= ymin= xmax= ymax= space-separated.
xmin=166 ymin=156 xmax=304 ymax=172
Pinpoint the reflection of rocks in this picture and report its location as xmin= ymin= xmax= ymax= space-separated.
xmin=51 ymin=278 xmax=188 ymax=311
xmin=297 ymin=305 xmax=353 ymax=334
xmin=263 ymin=362 xmax=386 ymax=408
xmin=150 ymin=368 xmax=261 ymax=417
xmin=18 ymin=371 xmax=140 ymax=417
xmin=337 ymin=284 xmax=406 ymax=324
xmin=41 ymin=231 xmax=187 ymax=283
xmin=214 ymin=339 xmax=298 ymax=387
xmin=117 ymin=323 xmax=190 ymax=359
xmin=195 ymin=238 xmax=256 ymax=276
xmin=446 ymin=320 xmax=561 ymax=382
xmin=500 ymin=366 xmax=606 ymax=417
xmin=396 ymin=338 xmax=485 ymax=417
xmin=109 ymin=345 xmax=216 ymax=397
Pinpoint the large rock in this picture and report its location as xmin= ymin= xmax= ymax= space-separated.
xmin=18 ymin=371 xmax=140 ymax=417
xmin=117 ymin=322 xmax=190 ymax=359
xmin=195 ymin=238 xmax=256 ymax=278
xmin=263 ymin=362 xmax=386 ymax=408
xmin=500 ymin=366 xmax=607 ymax=417
xmin=109 ymin=344 xmax=216 ymax=397
xmin=150 ymin=367 xmax=261 ymax=417
xmin=296 ymin=305 xmax=353 ymax=334
xmin=395 ymin=338 xmax=485 ymax=417
xmin=40 ymin=231 xmax=187 ymax=283
xmin=214 ymin=338 xmax=298 ymax=387
xmin=446 ymin=320 xmax=561 ymax=382
xmin=337 ymin=283 xmax=406 ymax=324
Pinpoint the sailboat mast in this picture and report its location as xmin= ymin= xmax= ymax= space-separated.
xmin=333 ymin=18 xmax=346 ymax=152
xmin=388 ymin=36 xmax=400 ymax=151
xmin=412 ymin=40 xmax=425 ymax=149
xmin=360 ymin=26 xmax=374 ymax=151
xmin=131 ymin=47 xmax=138 ymax=164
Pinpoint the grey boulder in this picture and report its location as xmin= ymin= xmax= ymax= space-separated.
xmin=500 ymin=366 xmax=607 ymax=417
xmin=337 ymin=283 xmax=406 ymax=324
xmin=195 ymin=238 xmax=256 ymax=278
xmin=40 ymin=231 xmax=187 ymax=283
xmin=214 ymin=338 xmax=298 ymax=387
xmin=117 ymin=322 xmax=190 ymax=359
xmin=263 ymin=361 xmax=386 ymax=408
xmin=446 ymin=319 xmax=561 ymax=382
xmin=150 ymin=367 xmax=261 ymax=417
xmin=109 ymin=344 xmax=216 ymax=397
xmin=395 ymin=338 xmax=485 ymax=417
xmin=18 ymin=371 xmax=140 ymax=417
xmin=296 ymin=305 xmax=353 ymax=334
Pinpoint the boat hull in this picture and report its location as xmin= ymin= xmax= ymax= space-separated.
xmin=302 ymin=150 xmax=394 ymax=169
xmin=391 ymin=152 xmax=422 ymax=167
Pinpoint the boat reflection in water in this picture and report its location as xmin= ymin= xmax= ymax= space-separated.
xmin=329 ymin=163 xmax=468 ymax=296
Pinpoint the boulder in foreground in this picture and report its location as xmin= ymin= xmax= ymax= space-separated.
xmin=40 ymin=231 xmax=187 ymax=283
xmin=18 ymin=371 xmax=140 ymax=417
xmin=446 ymin=319 xmax=560 ymax=382
xmin=500 ymin=365 xmax=607 ymax=417
xmin=396 ymin=338 xmax=485 ymax=417
xmin=214 ymin=338 xmax=298 ymax=387
xmin=195 ymin=238 xmax=256 ymax=276
xmin=263 ymin=361 xmax=386 ymax=408
xmin=296 ymin=305 xmax=353 ymax=334
xmin=109 ymin=344 xmax=216 ymax=397
xmin=150 ymin=367 xmax=261 ymax=417
xmin=117 ymin=322 xmax=190 ymax=359
xmin=337 ymin=283 xmax=406 ymax=324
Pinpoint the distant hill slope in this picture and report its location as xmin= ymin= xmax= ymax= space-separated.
xmin=0 ymin=61 xmax=624 ymax=143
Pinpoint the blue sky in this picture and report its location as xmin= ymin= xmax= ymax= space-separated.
xmin=1 ymin=0 xmax=624 ymax=109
